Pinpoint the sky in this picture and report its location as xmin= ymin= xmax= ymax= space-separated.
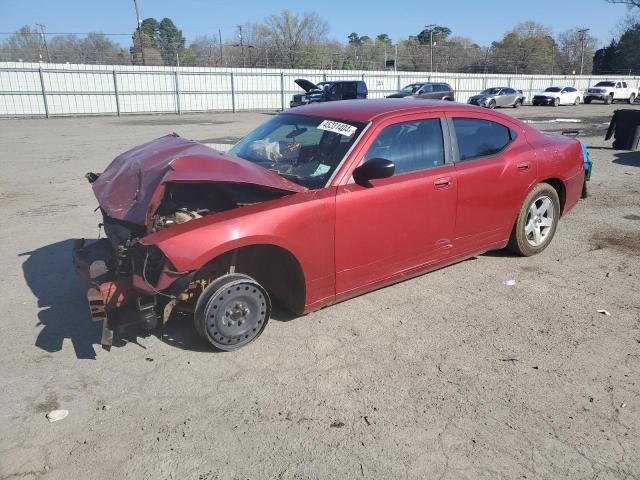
xmin=0 ymin=0 xmax=634 ymax=47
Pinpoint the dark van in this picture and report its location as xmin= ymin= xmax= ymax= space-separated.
xmin=290 ymin=79 xmax=368 ymax=108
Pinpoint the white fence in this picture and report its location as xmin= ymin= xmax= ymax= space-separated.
xmin=1 ymin=62 xmax=639 ymax=117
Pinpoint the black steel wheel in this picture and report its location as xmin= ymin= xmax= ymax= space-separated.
xmin=194 ymin=273 xmax=271 ymax=351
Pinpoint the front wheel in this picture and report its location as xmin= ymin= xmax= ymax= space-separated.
xmin=488 ymin=100 xmax=496 ymax=109
xmin=605 ymin=93 xmax=613 ymax=104
xmin=194 ymin=273 xmax=271 ymax=351
xmin=508 ymin=183 xmax=560 ymax=256
xmin=553 ymin=97 xmax=560 ymax=107
xmin=584 ymin=98 xmax=592 ymax=104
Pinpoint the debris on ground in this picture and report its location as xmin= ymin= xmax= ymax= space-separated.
xmin=330 ymin=421 xmax=345 ymax=428
xmin=46 ymin=409 xmax=68 ymax=423
xmin=597 ymin=309 xmax=611 ymax=316
xmin=503 ymin=279 xmax=516 ymax=286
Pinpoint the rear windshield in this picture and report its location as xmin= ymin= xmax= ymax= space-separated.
xmin=594 ymin=82 xmax=615 ymax=87
xmin=544 ymin=87 xmax=562 ymax=92
xmin=230 ymin=113 xmax=366 ymax=189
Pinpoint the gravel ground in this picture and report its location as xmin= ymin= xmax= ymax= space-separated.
xmin=1 ymin=103 xmax=639 ymax=480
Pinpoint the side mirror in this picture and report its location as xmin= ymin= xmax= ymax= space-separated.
xmin=353 ymin=158 xmax=395 ymax=186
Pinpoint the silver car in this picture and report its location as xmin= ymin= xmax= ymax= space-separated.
xmin=468 ymin=87 xmax=525 ymax=109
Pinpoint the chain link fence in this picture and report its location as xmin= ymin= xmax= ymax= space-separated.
xmin=1 ymin=62 xmax=639 ymax=117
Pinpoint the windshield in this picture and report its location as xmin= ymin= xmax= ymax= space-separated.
xmin=230 ymin=113 xmax=366 ymax=189
xmin=401 ymin=84 xmax=423 ymax=93
xmin=481 ymin=88 xmax=501 ymax=95
xmin=594 ymin=81 xmax=615 ymax=87
xmin=544 ymin=87 xmax=562 ymax=92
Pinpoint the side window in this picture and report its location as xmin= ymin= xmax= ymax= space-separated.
xmin=421 ymin=84 xmax=433 ymax=93
xmin=616 ymin=82 xmax=622 ymax=88
xmin=622 ymin=82 xmax=628 ymax=88
xmin=452 ymin=118 xmax=513 ymax=162
xmin=363 ymin=119 xmax=445 ymax=174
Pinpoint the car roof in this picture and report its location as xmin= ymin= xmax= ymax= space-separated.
xmin=284 ymin=98 xmax=504 ymax=123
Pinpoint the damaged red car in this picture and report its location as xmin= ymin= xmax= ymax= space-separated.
xmin=74 ymin=99 xmax=587 ymax=351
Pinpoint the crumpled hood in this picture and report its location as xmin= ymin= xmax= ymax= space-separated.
xmin=92 ymin=133 xmax=306 ymax=225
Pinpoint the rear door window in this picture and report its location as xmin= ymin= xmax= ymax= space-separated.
xmin=452 ymin=118 xmax=513 ymax=162
xmin=363 ymin=119 xmax=445 ymax=174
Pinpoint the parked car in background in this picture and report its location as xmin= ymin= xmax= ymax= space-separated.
xmin=584 ymin=81 xmax=638 ymax=104
xmin=468 ymin=87 xmax=525 ymax=108
xmin=387 ymin=82 xmax=455 ymax=101
xmin=290 ymin=79 xmax=367 ymax=108
xmin=532 ymin=87 xmax=582 ymax=106
xmin=74 ymin=98 xmax=587 ymax=352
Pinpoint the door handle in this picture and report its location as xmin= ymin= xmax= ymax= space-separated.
xmin=434 ymin=177 xmax=453 ymax=189
xmin=517 ymin=162 xmax=530 ymax=172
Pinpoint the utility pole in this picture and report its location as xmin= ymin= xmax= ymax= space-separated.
xmin=218 ymin=28 xmax=223 ymax=65
xmin=132 ymin=0 xmax=145 ymax=65
xmin=425 ymin=24 xmax=436 ymax=72
xmin=36 ymin=23 xmax=50 ymax=63
xmin=551 ymin=44 xmax=555 ymax=75
xmin=578 ymin=28 xmax=590 ymax=76
xmin=237 ymin=25 xmax=245 ymax=68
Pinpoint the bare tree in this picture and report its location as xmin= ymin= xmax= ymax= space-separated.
xmin=605 ymin=0 xmax=640 ymax=7
xmin=557 ymin=28 xmax=598 ymax=74
xmin=259 ymin=10 xmax=329 ymax=68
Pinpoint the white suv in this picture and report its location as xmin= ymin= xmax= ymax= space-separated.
xmin=584 ymin=81 xmax=638 ymax=104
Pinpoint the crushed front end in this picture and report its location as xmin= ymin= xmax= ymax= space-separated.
xmin=73 ymin=211 xmax=195 ymax=350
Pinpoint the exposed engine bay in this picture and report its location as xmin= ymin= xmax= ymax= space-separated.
xmin=75 ymin=178 xmax=291 ymax=350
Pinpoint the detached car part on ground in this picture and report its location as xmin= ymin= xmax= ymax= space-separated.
xmin=532 ymin=87 xmax=582 ymax=107
xmin=290 ymin=79 xmax=367 ymax=108
xmin=468 ymin=87 xmax=525 ymax=109
xmin=605 ymin=109 xmax=640 ymax=151
xmin=74 ymin=99 xmax=589 ymax=352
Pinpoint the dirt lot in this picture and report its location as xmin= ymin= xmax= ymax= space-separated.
xmin=1 ymin=103 xmax=639 ymax=479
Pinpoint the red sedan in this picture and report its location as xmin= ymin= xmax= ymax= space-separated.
xmin=74 ymin=99 xmax=586 ymax=351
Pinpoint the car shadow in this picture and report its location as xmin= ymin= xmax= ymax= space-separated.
xmin=612 ymin=151 xmax=640 ymax=167
xmin=21 ymin=239 xmax=301 ymax=358
xmin=20 ymin=239 xmax=104 ymax=360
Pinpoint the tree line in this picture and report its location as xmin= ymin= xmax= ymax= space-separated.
xmin=0 ymin=3 xmax=638 ymax=74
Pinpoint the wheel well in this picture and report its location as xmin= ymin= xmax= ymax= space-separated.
xmin=541 ymin=178 xmax=566 ymax=214
xmin=196 ymin=244 xmax=306 ymax=315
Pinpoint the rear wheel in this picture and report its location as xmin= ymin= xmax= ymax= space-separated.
xmin=574 ymin=96 xmax=580 ymax=105
xmin=584 ymin=97 xmax=592 ymax=104
xmin=194 ymin=273 xmax=271 ymax=351
xmin=629 ymin=93 xmax=636 ymax=104
xmin=508 ymin=183 xmax=560 ymax=256
xmin=513 ymin=99 xmax=521 ymax=108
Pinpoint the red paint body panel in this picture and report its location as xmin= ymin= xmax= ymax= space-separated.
xmin=91 ymin=99 xmax=584 ymax=315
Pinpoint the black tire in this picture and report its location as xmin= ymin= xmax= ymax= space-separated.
xmin=508 ymin=183 xmax=561 ymax=257
xmin=513 ymin=99 xmax=521 ymax=108
xmin=488 ymin=100 xmax=496 ymax=109
xmin=629 ymin=94 xmax=636 ymax=104
xmin=585 ymin=98 xmax=592 ymax=104
xmin=194 ymin=273 xmax=271 ymax=351
xmin=553 ymin=97 xmax=560 ymax=107
xmin=574 ymin=96 xmax=580 ymax=106
xmin=605 ymin=93 xmax=613 ymax=105
xmin=532 ymin=101 xmax=539 ymax=106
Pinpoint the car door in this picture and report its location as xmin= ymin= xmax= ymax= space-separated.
xmin=447 ymin=115 xmax=538 ymax=253
xmin=417 ymin=84 xmax=436 ymax=99
xmin=334 ymin=114 xmax=458 ymax=297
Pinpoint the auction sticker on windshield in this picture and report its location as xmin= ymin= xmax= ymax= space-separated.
xmin=317 ymin=120 xmax=357 ymax=137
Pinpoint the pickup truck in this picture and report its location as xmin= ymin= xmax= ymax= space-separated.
xmin=584 ymin=81 xmax=638 ymax=104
